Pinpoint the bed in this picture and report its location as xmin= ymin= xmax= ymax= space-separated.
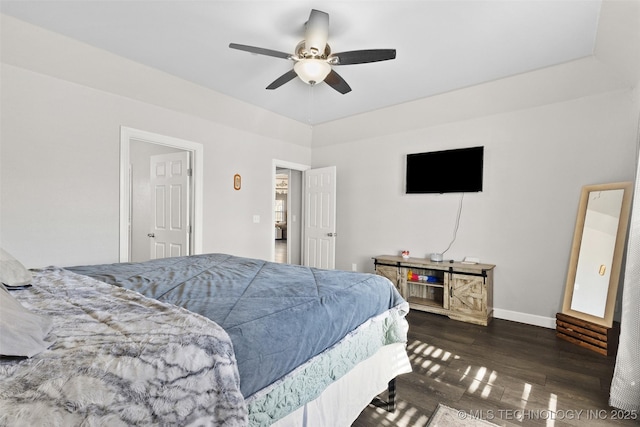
xmin=0 ymin=252 xmax=411 ymax=426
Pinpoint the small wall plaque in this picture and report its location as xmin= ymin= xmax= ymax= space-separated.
xmin=234 ymin=174 xmax=241 ymax=190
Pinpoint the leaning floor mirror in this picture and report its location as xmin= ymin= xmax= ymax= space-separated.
xmin=562 ymin=182 xmax=633 ymax=327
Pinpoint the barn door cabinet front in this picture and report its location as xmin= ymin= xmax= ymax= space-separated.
xmin=447 ymin=270 xmax=493 ymax=325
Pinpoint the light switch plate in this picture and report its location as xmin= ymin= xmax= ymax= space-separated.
xmin=253 ymin=215 xmax=260 ymax=223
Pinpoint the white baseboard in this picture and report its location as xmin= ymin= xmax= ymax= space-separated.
xmin=493 ymin=308 xmax=556 ymax=329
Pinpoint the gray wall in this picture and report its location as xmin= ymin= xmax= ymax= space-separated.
xmin=308 ymin=0 xmax=640 ymax=327
xmin=1 ymin=1 xmax=639 ymax=328
xmin=312 ymin=89 xmax=638 ymax=327
xmin=0 ymin=15 xmax=312 ymax=268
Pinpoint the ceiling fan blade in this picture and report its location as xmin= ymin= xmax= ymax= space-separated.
xmin=229 ymin=43 xmax=291 ymax=60
xmin=266 ymin=69 xmax=298 ymax=90
xmin=304 ymin=9 xmax=329 ymax=55
xmin=332 ymin=49 xmax=397 ymax=65
xmin=324 ymin=70 xmax=352 ymax=94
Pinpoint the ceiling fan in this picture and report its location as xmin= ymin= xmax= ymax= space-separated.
xmin=229 ymin=9 xmax=396 ymax=94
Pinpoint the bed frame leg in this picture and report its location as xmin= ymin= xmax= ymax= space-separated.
xmin=370 ymin=378 xmax=397 ymax=413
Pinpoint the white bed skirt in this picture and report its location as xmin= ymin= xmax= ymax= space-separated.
xmin=272 ymin=342 xmax=412 ymax=427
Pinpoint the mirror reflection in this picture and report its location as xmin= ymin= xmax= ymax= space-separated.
xmin=570 ymin=189 xmax=624 ymax=317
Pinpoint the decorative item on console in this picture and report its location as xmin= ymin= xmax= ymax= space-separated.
xmin=429 ymin=253 xmax=444 ymax=262
xmin=407 ymin=269 xmax=438 ymax=283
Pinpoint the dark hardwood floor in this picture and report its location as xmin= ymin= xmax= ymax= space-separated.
xmin=353 ymin=310 xmax=639 ymax=427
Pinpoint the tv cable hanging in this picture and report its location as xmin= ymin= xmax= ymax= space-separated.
xmin=430 ymin=193 xmax=464 ymax=262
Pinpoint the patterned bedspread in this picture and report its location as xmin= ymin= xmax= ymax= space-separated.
xmin=67 ymin=253 xmax=408 ymax=399
xmin=0 ymin=267 xmax=248 ymax=426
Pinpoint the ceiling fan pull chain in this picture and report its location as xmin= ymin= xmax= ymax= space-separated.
xmin=307 ymin=84 xmax=314 ymax=125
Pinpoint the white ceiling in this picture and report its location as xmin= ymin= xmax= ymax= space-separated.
xmin=0 ymin=1 xmax=602 ymax=125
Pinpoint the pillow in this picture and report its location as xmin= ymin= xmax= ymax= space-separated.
xmin=0 ymin=248 xmax=32 ymax=287
xmin=0 ymin=283 xmax=54 ymax=357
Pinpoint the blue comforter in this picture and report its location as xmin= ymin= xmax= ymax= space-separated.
xmin=67 ymin=253 xmax=405 ymax=398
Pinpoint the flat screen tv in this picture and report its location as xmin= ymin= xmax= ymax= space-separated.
xmin=406 ymin=146 xmax=484 ymax=194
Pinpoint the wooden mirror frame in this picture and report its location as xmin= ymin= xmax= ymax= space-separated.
xmin=562 ymin=181 xmax=633 ymax=327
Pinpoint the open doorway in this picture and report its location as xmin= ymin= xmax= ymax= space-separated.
xmin=272 ymin=161 xmax=337 ymax=268
xmin=275 ymin=168 xmax=302 ymax=264
xmin=273 ymin=160 xmax=309 ymax=264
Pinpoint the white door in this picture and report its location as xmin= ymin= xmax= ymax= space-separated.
xmin=303 ymin=166 xmax=336 ymax=269
xmin=149 ymin=151 xmax=191 ymax=259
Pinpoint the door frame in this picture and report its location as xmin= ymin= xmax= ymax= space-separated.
xmin=120 ymin=127 xmax=203 ymax=262
xmin=272 ymin=159 xmax=310 ymax=263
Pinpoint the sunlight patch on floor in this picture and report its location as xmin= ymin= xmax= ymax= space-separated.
xmin=465 ymin=366 xmax=498 ymax=398
xmin=406 ymin=339 xmax=459 ymax=362
xmin=366 ymin=401 xmax=431 ymax=427
xmin=406 ymin=339 xmax=460 ymax=381
xmin=520 ymin=383 xmax=532 ymax=409
xmin=481 ymin=369 xmax=497 ymax=398
xmin=547 ymin=393 xmax=558 ymax=427
xmin=461 ymin=365 xmax=471 ymax=382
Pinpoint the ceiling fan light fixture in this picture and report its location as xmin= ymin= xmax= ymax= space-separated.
xmin=229 ymin=9 xmax=396 ymax=94
xmin=294 ymin=59 xmax=331 ymax=85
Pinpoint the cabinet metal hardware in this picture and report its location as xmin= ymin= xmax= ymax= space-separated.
xmin=147 ymin=233 xmax=155 ymax=238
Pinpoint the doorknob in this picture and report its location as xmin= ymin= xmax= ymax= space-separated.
xmin=327 ymin=232 xmax=337 ymax=237
xmin=147 ymin=233 xmax=155 ymax=238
